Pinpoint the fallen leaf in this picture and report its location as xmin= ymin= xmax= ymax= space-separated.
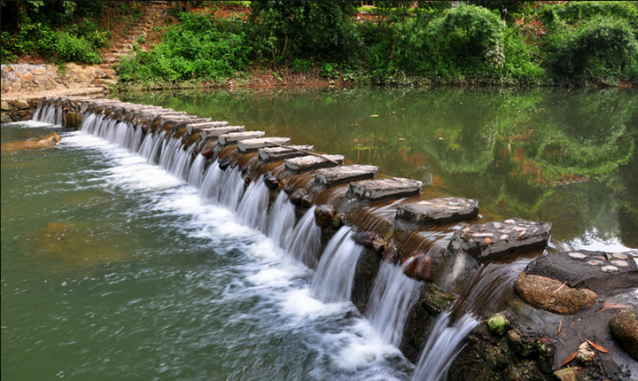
xmin=587 ymin=340 xmax=608 ymax=353
xmin=598 ymin=302 xmax=633 ymax=312
xmin=370 ymin=115 xmax=379 ymax=117
xmin=561 ymin=351 xmax=578 ymax=367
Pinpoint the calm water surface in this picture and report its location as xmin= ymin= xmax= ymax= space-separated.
xmin=2 ymin=87 xmax=636 ymax=381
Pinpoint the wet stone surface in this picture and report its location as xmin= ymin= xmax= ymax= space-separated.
xmin=199 ymin=126 xmax=245 ymax=140
xmin=350 ymin=177 xmax=423 ymax=201
xmin=396 ymin=197 xmax=478 ymax=226
xmin=448 ymin=218 xmax=551 ymax=261
xmin=525 ymin=250 xmax=638 ymax=294
xmin=218 ymin=131 xmax=265 ymax=145
xmin=237 ymin=137 xmax=291 ymax=152
xmin=186 ymin=121 xmax=228 ymax=135
xmin=315 ymin=165 xmax=378 ymax=187
xmin=258 ymin=145 xmax=314 ymax=162
xmin=284 ymin=154 xmax=344 ymax=172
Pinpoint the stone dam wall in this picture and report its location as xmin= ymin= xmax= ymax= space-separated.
xmin=30 ymin=96 xmax=638 ymax=381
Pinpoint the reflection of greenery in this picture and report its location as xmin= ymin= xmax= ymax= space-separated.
xmin=121 ymin=87 xmax=638 ymax=247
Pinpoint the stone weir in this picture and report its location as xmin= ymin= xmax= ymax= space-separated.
xmin=38 ymin=97 xmax=638 ymax=381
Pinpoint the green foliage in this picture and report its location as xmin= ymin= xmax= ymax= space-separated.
xmin=291 ymin=58 xmax=312 ymax=73
xmin=117 ymin=13 xmax=251 ymax=82
xmin=55 ymin=31 xmax=102 ymax=64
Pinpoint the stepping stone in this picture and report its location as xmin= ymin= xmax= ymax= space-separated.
xmin=258 ymin=145 xmax=314 ymax=162
xmin=396 ymin=197 xmax=479 ymax=226
xmin=199 ymin=126 xmax=245 ymax=140
xmin=316 ymin=165 xmax=378 ymax=186
xmin=218 ymin=131 xmax=265 ymax=145
xmin=237 ymin=137 xmax=291 ymax=152
xmin=448 ymin=218 xmax=552 ymax=262
xmin=350 ymin=177 xmax=422 ymax=201
xmin=167 ymin=118 xmax=212 ymax=130
xmin=523 ymin=250 xmax=638 ymax=294
xmin=185 ymin=121 xmax=229 ymax=135
xmin=284 ymin=155 xmax=344 ymax=172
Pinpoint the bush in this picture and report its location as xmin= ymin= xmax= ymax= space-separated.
xmin=552 ymin=16 xmax=638 ymax=81
xmin=55 ymin=32 xmax=102 ymax=64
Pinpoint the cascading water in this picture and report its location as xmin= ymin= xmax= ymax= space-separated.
xmin=285 ymin=206 xmax=321 ymax=268
xmin=198 ymin=160 xmax=223 ymax=202
xmin=169 ymin=145 xmax=194 ymax=181
xmin=147 ymin=131 xmax=167 ymax=165
xmin=367 ymin=261 xmax=421 ymax=347
xmin=55 ymin=106 xmax=63 ymax=126
xmin=129 ymin=125 xmax=144 ymax=153
xmin=218 ymin=166 xmax=245 ymax=211
xmin=187 ymin=154 xmax=206 ymax=188
xmin=31 ymin=103 xmax=43 ymax=121
xmin=138 ymin=132 xmax=154 ymax=158
xmin=310 ymin=226 xmax=364 ymax=303
xmin=236 ymin=176 xmax=270 ymax=232
xmin=42 ymin=105 xmax=56 ymax=125
xmin=266 ymin=192 xmax=296 ymax=249
xmin=80 ymin=113 xmax=98 ymax=134
xmin=411 ymin=312 xmax=479 ymax=381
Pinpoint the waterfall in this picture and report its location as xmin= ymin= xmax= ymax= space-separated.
xmin=113 ymin=122 xmax=132 ymax=147
xmin=138 ymin=132 xmax=154 ymax=157
xmin=367 ymin=261 xmax=420 ymax=347
xmin=218 ymin=166 xmax=245 ymax=211
xmin=411 ymin=312 xmax=479 ymax=381
xmin=55 ymin=106 xmax=63 ymax=126
xmin=187 ymin=154 xmax=206 ymax=188
xmin=147 ymin=131 xmax=167 ymax=165
xmin=42 ymin=105 xmax=56 ymax=125
xmin=266 ymin=192 xmax=296 ymax=249
xmin=236 ymin=176 xmax=270 ymax=232
xmin=80 ymin=114 xmax=98 ymax=134
xmin=198 ymin=160 xmax=223 ymax=202
xmin=310 ymin=227 xmax=364 ymax=303
xmin=32 ymin=103 xmax=42 ymax=121
xmin=169 ymin=145 xmax=194 ymax=181
xmin=285 ymin=206 xmax=321 ymax=268
xmin=129 ymin=126 xmax=144 ymax=153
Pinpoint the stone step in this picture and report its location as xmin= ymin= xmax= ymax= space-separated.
xmin=200 ymin=126 xmax=245 ymax=140
xmin=284 ymin=155 xmax=344 ymax=172
xmin=218 ymin=131 xmax=265 ymax=145
xmin=448 ymin=218 xmax=552 ymax=262
xmin=316 ymin=165 xmax=378 ymax=187
xmin=185 ymin=121 xmax=229 ymax=135
xmin=350 ymin=177 xmax=422 ymax=201
xmin=258 ymin=145 xmax=314 ymax=162
xmin=396 ymin=197 xmax=479 ymax=226
xmin=238 ymin=137 xmax=291 ymax=152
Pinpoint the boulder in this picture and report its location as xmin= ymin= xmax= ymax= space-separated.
xmin=1 ymin=113 xmax=10 ymax=124
xmin=610 ymin=309 xmax=638 ymax=360
xmin=403 ymin=253 xmax=433 ymax=282
xmin=1 ymin=132 xmax=62 ymax=152
xmin=514 ymin=272 xmax=598 ymax=314
xmin=1 ymin=101 xmax=10 ymax=111
xmin=314 ymin=205 xmax=335 ymax=228
xmin=14 ymin=99 xmax=30 ymax=110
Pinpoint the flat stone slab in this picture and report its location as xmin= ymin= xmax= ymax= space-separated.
xmin=396 ymin=197 xmax=478 ymax=225
xmin=186 ymin=121 xmax=229 ymax=135
xmin=200 ymin=126 xmax=245 ymax=140
xmin=258 ymin=145 xmax=314 ymax=162
xmin=524 ymin=250 xmax=638 ymax=294
xmin=448 ymin=218 xmax=552 ymax=261
xmin=316 ymin=165 xmax=379 ymax=186
xmin=218 ymin=131 xmax=265 ymax=145
xmin=284 ymin=155 xmax=344 ymax=172
xmin=237 ymin=137 xmax=291 ymax=152
xmin=350 ymin=177 xmax=423 ymax=201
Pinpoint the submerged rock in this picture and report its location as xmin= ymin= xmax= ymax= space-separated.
xmin=514 ymin=272 xmax=598 ymax=314
xmin=314 ymin=205 xmax=335 ymax=228
xmin=610 ymin=309 xmax=638 ymax=360
xmin=1 ymin=132 xmax=61 ymax=152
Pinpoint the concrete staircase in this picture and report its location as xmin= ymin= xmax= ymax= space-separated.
xmin=95 ymin=1 xmax=173 ymax=86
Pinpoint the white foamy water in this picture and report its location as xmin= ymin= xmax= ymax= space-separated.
xmin=55 ymin=126 xmax=412 ymax=380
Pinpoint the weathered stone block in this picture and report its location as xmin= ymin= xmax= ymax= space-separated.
xmin=14 ymin=99 xmax=30 ymax=110
xmin=1 ymin=101 xmax=10 ymax=111
xmin=218 ymin=131 xmax=265 ymax=145
xmin=350 ymin=177 xmax=422 ymax=201
xmin=186 ymin=121 xmax=228 ymax=135
xmin=237 ymin=137 xmax=291 ymax=152
xmin=284 ymin=154 xmax=344 ymax=172
xmin=200 ymin=126 xmax=245 ymax=140
xmin=258 ymin=145 xmax=314 ymax=162
xmin=524 ymin=250 xmax=638 ymax=294
xmin=315 ymin=165 xmax=378 ymax=187
xmin=610 ymin=309 xmax=638 ymax=360
xmin=448 ymin=218 xmax=551 ymax=261
xmin=396 ymin=197 xmax=478 ymax=226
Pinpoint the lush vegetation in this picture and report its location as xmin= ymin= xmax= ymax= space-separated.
xmin=2 ymin=1 xmax=638 ymax=86
xmin=0 ymin=1 xmax=140 ymax=64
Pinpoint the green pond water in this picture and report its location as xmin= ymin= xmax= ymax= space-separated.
xmin=2 ymin=87 xmax=637 ymax=381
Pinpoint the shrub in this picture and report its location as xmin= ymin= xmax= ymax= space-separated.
xmin=55 ymin=31 xmax=102 ymax=64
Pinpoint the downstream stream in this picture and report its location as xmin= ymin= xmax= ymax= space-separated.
xmin=2 ymin=87 xmax=636 ymax=380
